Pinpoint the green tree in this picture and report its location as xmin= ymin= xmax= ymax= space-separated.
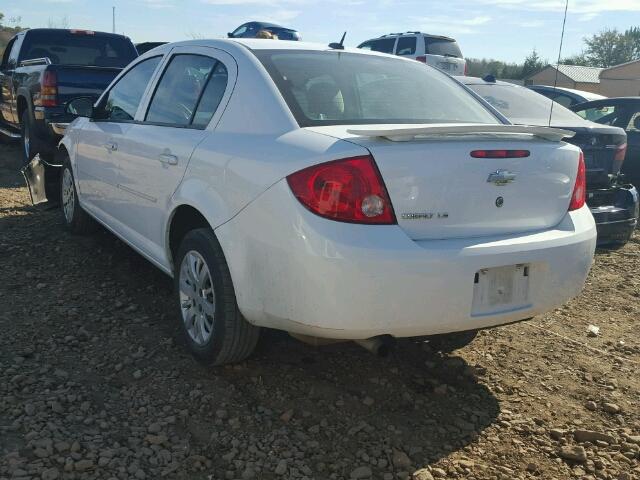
xmin=521 ymin=49 xmax=545 ymax=78
xmin=583 ymin=28 xmax=633 ymax=67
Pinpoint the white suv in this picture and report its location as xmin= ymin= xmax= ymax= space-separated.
xmin=358 ymin=32 xmax=466 ymax=75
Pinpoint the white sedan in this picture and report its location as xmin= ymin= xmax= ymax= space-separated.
xmin=59 ymin=39 xmax=597 ymax=365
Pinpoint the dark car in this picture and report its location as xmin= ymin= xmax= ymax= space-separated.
xmin=459 ymin=76 xmax=638 ymax=246
xmin=227 ymin=21 xmax=301 ymax=41
xmin=571 ymin=97 xmax=640 ymax=192
xmin=135 ymin=42 xmax=167 ymax=55
xmin=527 ymin=85 xmax=606 ymax=108
xmin=0 ymin=28 xmax=138 ymax=164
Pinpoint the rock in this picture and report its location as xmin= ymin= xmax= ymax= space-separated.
xmin=145 ymin=434 xmax=167 ymax=445
xmin=559 ymin=445 xmax=587 ymax=463
xmin=586 ymin=325 xmax=600 ymax=337
xmin=24 ymin=403 xmax=36 ymax=415
xmin=216 ymin=409 xmax=228 ymax=419
xmin=603 ymin=403 xmax=621 ymax=414
xmin=241 ymin=468 xmax=256 ymax=479
xmin=74 ymin=459 xmax=94 ymax=471
xmin=550 ymin=428 xmax=566 ymax=440
xmin=41 ymin=467 xmax=59 ymax=480
xmin=280 ymin=409 xmax=294 ymax=423
xmin=574 ymin=430 xmax=615 ymax=444
xmin=350 ymin=466 xmax=372 ymax=479
xmin=135 ymin=469 xmax=146 ymax=479
xmin=362 ymin=396 xmax=374 ymax=406
xmin=431 ymin=468 xmax=447 ymax=478
xmin=148 ymin=422 xmax=162 ymax=433
xmin=274 ymin=459 xmax=287 ymax=475
xmin=412 ymin=469 xmax=435 ymax=480
xmin=457 ymin=459 xmax=474 ymax=469
xmin=392 ymin=449 xmax=412 ymax=469
xmin=133 ymin=370 xmax=143 ymax=379
xmin=585 ymin=401 xmax=597 ymax=411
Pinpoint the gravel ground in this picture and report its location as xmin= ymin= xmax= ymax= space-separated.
xmin=1 ymin=141 xmax=639 ymax=480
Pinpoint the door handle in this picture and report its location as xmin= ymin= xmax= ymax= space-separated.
xmin=103 ymin=142 xmax=117 ymax=152
xmin=158 ymin=153 xmax=178 ymax=166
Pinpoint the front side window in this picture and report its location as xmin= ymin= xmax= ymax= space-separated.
xmin=232 ymin=25 xmax=248 ymax=37
xmin=256 ymin=50 xmax=498 ymax=127
xmin=146 ymin=54 xmax=217 ymax=126
xmin=99 ymin=56 xmax=161 ymax=122
xmin=574 ymin=105 xmax=618 ymax=123
xmin=396 ymin=37 xmax=416 ymax=55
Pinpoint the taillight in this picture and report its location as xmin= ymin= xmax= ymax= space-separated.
xmin=287 ymin=155 xmax=396 ymax=224
xmin=41 ymin=71 xmax=57 ymax=107
xmin=569 ymin=151 xmax=586 ymax=211
xmin=614 ymin=142 xmax=627 ymax=164
xmin=471 ymin=149 xmax=530 ymax=158
xmin=415 ymin=55 xmax=427 ymax=63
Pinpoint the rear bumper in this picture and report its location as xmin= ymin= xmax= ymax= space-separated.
xmin=215 ymin=180 xmax=597 ymax=340
xmin=588 ymin=185 xmax=639 ymax=245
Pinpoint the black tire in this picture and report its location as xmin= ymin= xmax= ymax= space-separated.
xmin=174 ymin=228 xmax=260 ymax=365
xmin=60 ymin=154 xmax=96 ymax=234
xmin=427 ymin=330 xmax=478 ymax=353
xmin=20 ymin=110 xmax=40 ymax=165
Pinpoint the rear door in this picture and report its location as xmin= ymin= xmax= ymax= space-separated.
xmin=424 ymin=37 xmax=465 ymax=75
xmin=113 ymin=47 xmax=235 ymax=257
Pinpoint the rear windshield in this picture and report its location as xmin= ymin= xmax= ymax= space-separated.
xmin=424 ymin=38 xmax=462 ymax=58
xmin=255 ymin=50 xmax=498 ymax=127
xmin=20 ymin=31 xmax=138 ymax=68
xmin=467 ymin=83 xmax=583 ymax=125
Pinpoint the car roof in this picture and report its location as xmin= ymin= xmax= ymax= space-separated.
xmin=141 ymin=38 xmax=406 ymax=56
xmin=572 ymin=97 xmax=640 ymax=108
xmin=528 ymin=85 xmax=607 ymax=100
xmin=377 ymin=32 xmax=456 ymax=41
xmin=455 ymin=76 xmax=518 ymax=87
xmin=24 ymin=28 xmax=130 ymax=39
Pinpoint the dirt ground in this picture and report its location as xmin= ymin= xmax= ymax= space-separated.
xmin=0 ymin=141 xmax=638 ymax=480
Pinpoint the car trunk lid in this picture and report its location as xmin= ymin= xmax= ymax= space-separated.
xmin=306 ymin=123 xmax=580 ymax=240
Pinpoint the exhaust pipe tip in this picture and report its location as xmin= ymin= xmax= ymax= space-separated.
xmin=355 ymin=336 xmax=394 ymax=357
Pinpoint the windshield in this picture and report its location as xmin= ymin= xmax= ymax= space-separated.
xmin=20 ymin=31 xmax=138 ymax=68
xmin=424 ymin=38 xmax=462 ymax=58
xmin=467 ymin=83 xmax=584 ymax=126
xmin=255 ymin=50 xmax=499 ymax=127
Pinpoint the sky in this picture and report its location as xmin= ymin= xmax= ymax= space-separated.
xmin=3 ymin=0 xmax=640 ymax=62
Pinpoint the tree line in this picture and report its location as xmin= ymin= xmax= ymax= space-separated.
xmin=465 ymin=27 xmax=640 ymax=80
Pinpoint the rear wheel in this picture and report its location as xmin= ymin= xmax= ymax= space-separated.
xmin=60 ymin=154 xmax=95 ymax=234
xmin=174 ymin=228 xmax=260 ymax=365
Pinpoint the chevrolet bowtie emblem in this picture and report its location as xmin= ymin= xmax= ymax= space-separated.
xmin=487 ymin=169 xmax=516 ymax=186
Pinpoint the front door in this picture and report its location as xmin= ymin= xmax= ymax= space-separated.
xmin=75 ymin=55 xmax=162 ymax=219
xmin=114 ymin=47 xmax=234 ymax=260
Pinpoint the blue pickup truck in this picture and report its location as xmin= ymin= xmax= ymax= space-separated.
xmin=0 ymin=28 xmax=138 ymax=164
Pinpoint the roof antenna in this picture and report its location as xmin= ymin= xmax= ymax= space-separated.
xmin=548 ymin=0 xmax=569 ymax=127
xmin=329 ymin=31 xmax=347 ymax=50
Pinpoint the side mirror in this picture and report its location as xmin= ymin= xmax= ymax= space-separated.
xmin=65 ymin=97 xmax=94 ymax=118
xmin=227 ymin=32 xmax=233 ymax=38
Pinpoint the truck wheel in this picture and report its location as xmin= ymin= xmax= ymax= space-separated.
xmin=60 ymin=154 xmax=96 ymax=234
xmin=174 ymin=228 xmax=260 ymax=366
xmin=20 ymin=111 xmax=39 ymax=164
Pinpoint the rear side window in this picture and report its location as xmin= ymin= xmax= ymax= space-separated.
xmin=358 ymin=38 xmax=396 ymax=54
xmin=424 ymin=38 xmax=462 ymax=58
xmin=256 ymin=50 xmax=498 ymax=127
xmin=100 ymin=56 xmax=161 ymax=121
xmin=192 ymin=62 xmax=228 ymax=128
xmin=396 ymin=37 xmax=416 ymax=55
xmin=20 ymin=30 xmax=138 ymax=67
xmin=146 ymin=54 xmax=216 ymax=126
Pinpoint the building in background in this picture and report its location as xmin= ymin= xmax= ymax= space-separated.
xmin=524 ymin=64 xmax=603 ymax=93
xmin=599 ymin=59 xmax=640 ymax=97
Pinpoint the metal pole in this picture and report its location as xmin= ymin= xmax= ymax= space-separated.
xmin=112 ymin=6 xmax=116 ymax=34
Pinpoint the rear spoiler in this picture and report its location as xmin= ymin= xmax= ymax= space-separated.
xmin=346 ymin=124 xmax=575 ymax=142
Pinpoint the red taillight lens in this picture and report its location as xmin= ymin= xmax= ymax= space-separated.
xmin=287 ymin=156 xmax=396 ymax=224
xmin=41 ymin=71 xmax=58 ymax=107
xmin=569 ymin=151 xmax=586 ymax=211
xmin=470 ymin=149 xmax=530 ymax=158
xmin=415 ymin=55 xmax=427 ymax=63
